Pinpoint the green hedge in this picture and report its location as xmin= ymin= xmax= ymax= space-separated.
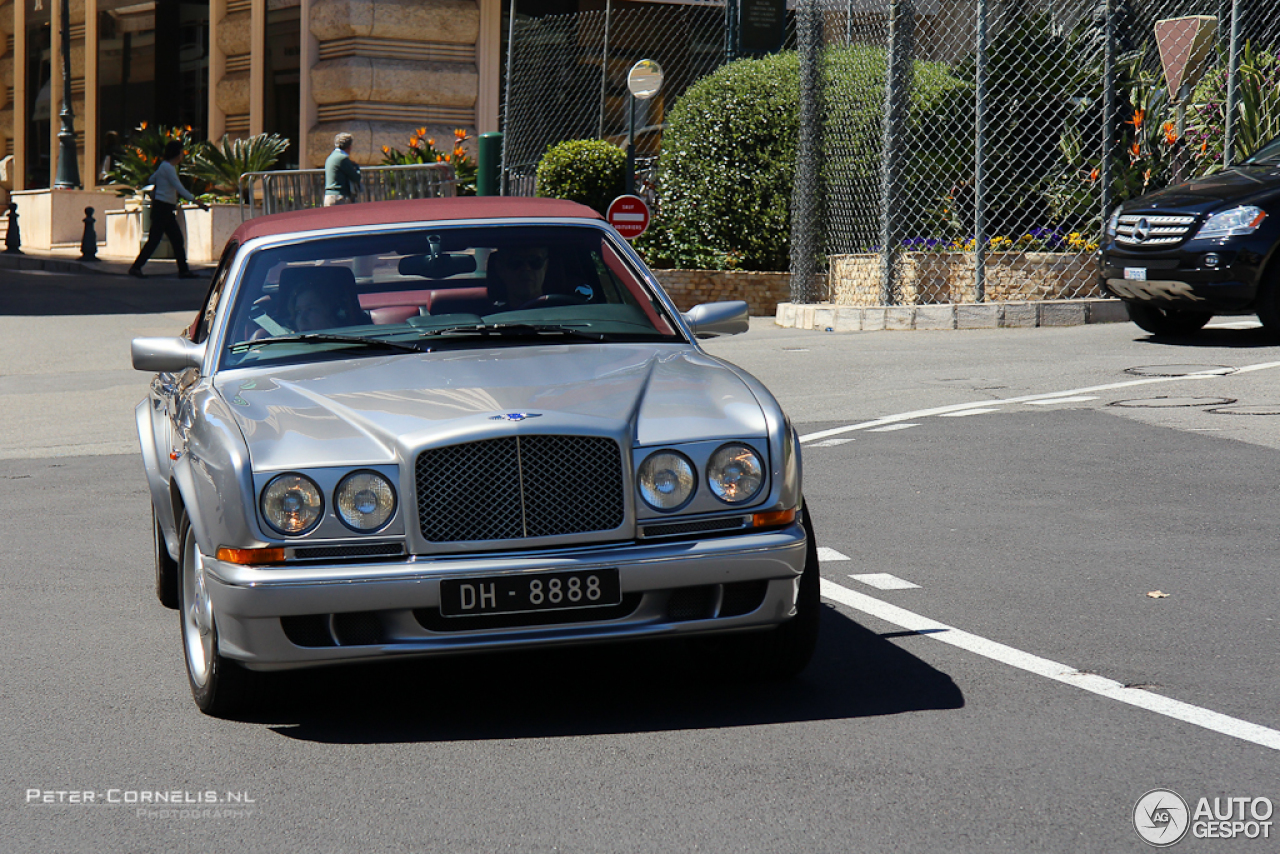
xmin=536 ymin=139 xmax=626 ymax=215
xmin=639 ymin=48 xmax=967 ymax=271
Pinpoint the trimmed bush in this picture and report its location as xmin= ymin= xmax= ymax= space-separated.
xmin=642 ymin=48 xmax=967 ymax=271
xmin=536 ymin=139 xmax=626 ymax=215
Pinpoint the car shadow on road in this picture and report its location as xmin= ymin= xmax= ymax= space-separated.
xmin=1134 ymin=326 xmax=1280 ymax=348
xmin=256 ymin=606 xmax=964 ymax=742
xmin=0 ymin=271 xmax=210 ymax=316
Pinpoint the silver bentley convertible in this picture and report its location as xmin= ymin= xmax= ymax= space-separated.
xmin=132 ymin=197 xmax=819 ymax=715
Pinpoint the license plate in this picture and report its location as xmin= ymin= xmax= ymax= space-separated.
xmin=1124 ymin=266 xmax=1147 ymax=281
xmin=439 ymin=568 xmax=622 ymax=617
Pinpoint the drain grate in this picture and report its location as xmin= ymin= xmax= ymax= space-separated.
xmin=1109 ymin=396 xmax=1236 ymax=409
xmin=1123 ymin=364 xmax=1236 ymax=377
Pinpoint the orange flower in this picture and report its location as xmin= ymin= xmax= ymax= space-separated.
xmin=426 ymin=138 xmax=436 ymax=148
xmin=408 ymin=137 xmax=419 ymax=148
xmin=140 ymin=120 xmax=148 ymax=129
xmin=1129 ymin=109 xmax=1144 ymax=129
xmin=454 ymin=128 xmax=466 ymax=139
xmin=1089 ymin=167 xmax=1100 ymax=182
xmin=1163 ymin=122 xmax=1177 ymax=145
xmin=1130 ymin=142 xmax=1141 ymax=157
xmin=417 ymin=127 xmax=428 ymax=137
xmin=443 ymin=153 xmax=452 ymax=163
xmin=1201 ymin=140 xmax=1208 ymax=153
xmin=382 ymin=145 xmax=391 ymax=154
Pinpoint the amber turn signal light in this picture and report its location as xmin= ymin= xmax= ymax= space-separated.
xmin=216 ymin=547 xmax=287 ymax=566
xmin=751 ymin=508 xmax=797 ymax=528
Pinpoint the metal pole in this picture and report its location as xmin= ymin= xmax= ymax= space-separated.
xmin=1224 ymin=0 xmax=1241 ymax=167
xmin=725 ymin=0 xmax=737 ymax=64
xmin=626 ymin=94 xmax=636 ymax=195
xmin=973 ymin=0 xmax=987 ymax=303
xmin=880 ymin=0 xmax=914 ymax=306
xmin=789 ymin=0 xmax=823 ymax=304
xmin=1100 ymin=0 xmax=1116 ymax=239
xmin=500 ymin=0 xmax=519 ymax=195
xmin=598 ymin=0 xmax=611 ymax=140
xmin=53 ymin=0 xmax=82 ymax=189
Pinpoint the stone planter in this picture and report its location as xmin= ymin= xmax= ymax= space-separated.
xmin=830 ymin=251 xmax=1102 ymax=305
xmin=8 ymin=188 xmax=127 ymax=250
xmin=104 ymin=203 xmax=248 ymax=264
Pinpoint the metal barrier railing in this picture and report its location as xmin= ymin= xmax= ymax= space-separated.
xmin=238 ymin=162 xmax=457 ymax=220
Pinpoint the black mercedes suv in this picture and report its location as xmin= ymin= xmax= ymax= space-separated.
xmin=1100 ymin=135 xmax=1280 ymax=336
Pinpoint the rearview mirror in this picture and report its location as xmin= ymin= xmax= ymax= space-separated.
xmin=132 ymin=337 xmax=205 ymax=372
xmin=683 ymin=301 xmax=749 ymax=339
xmin=398 ymin=253 xmax=477 ymax=279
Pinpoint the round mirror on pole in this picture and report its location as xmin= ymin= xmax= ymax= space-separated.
xmin=626 ymin=60 xmax=665 ymax=100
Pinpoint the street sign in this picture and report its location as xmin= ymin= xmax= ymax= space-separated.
xmin=607 ymin=195 xmax=650 ymax=240
xmin=1155 ymin=16 xmax=1218 ymax=101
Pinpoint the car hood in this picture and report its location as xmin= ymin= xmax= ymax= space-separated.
xmin=216 ymin=344 xmax=769 ymax=470
xmin=1127 ymin=166 xmax=1280 ymax=212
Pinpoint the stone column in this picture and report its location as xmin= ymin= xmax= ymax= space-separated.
xmin=216 ymin=0 xmax=253 ymax=137
xmin=307 ymin=0 xmax=480 ymax=167
xmin=0 ymin=1 xmax=13 ymax=162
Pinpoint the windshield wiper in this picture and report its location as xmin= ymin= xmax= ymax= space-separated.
xmin=414 ymin=322 xmax=607 ymax=342
xmin=230 ymin=333 xmax=423 ymax=354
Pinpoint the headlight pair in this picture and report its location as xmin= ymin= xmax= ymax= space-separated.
xmin=260 ymin=470 xmax=396 ymax=535
xmin=637 ymin=443 xmax=764 ymax=512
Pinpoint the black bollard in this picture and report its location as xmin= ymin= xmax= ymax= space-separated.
xmin=81 ymin=207 xmax=98 ymax=260
xmin=4 ymin=202 xmax=20 ymax=254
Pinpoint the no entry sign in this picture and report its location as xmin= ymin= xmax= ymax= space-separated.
xmin=606 ymin=195 xmax=651 ymax=240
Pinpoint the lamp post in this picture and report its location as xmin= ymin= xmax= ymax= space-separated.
xmin=53 ymin=0 xmax=81 ymax=189
xmin=625 ymin=60 xmax=663 ymax=196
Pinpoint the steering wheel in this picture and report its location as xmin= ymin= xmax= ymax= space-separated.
xmin=514 ymin=293 xmax=584 ymax=310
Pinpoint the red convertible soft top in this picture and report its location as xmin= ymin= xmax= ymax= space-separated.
xmin=229 ymin=197 xmax=605 ymax=246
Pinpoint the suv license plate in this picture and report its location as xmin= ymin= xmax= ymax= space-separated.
xmin=1124 ymin=266 xmax=1147 ymax=281
xmin=439 ymin=568 xmax=622 ymax=617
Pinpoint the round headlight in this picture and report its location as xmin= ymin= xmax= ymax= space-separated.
xmin=638 ymin=451 xmax=696 ymax=511
xmin=707 ymin=444 xmax=764 ymax=504
xmin=335 ymin=470 xmax=397 ymax=532
xmin=260 ymin=473 xmax=323 ymax=535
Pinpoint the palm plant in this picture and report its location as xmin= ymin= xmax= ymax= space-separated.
xmin=104 ymin=122 xmax=201 ymax=196
xmin=186 ymin=133 xmax=292 ymax=200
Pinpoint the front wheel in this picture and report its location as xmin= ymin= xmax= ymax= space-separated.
xmin=1127 ymin=302 xmax=1212 ymax=336
xmin=178 ymin=511 xmax=254 ymax=716
xmin=692 ymin=505 xmax=821 ymax=681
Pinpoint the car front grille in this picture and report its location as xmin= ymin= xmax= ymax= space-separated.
xmin=1115 ymin=213 xmax=1198 ymax=247
xmin=415 ymin=435 xmax=625 ymax=543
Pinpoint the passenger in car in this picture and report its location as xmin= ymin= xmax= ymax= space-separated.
xmin=284 ymin=268 xmax=369 ymax=331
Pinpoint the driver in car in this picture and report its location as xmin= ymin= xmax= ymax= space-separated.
xmin=486 ymin=246 xmax=552 ymax=310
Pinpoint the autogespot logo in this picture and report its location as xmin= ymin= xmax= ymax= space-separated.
xmin=1135 ymin=789 xmax=1190 ymax=847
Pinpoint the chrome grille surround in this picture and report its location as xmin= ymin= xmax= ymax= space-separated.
xmin=1116 ymin=213 xmax=1198 ymax=247
xmin=416 ymin=435 xmax=625 ymax=543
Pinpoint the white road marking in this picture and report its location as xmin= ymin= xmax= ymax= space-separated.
xmin=816 ymin=547 xmax=850 ymax=562
xmin=868 ymin=423 xmax=919 ymax=432
xmin=810 ymin=437 xmax=856 ymax=447
xmin=938 ymin=408 xmax=1002 ymax=417
xmin=1024 ymin=396 xmax=1099 ymax=406
xmin=820 ymin=579 xmax=1280 ymax=751
xmin=849 ymin=573 xmax=920 ymax=590
xmin=798 ymin=359 xmax=1280 ymax=443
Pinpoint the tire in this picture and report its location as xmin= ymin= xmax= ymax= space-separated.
xmin=1126 ymin=302 xmax=1212 ymax=336
xmin=1255 ymin=271 xmax=1280 ymax=333
xmin=178 ymin=511 xmax=254 ymax=716
xmin=154 ymin=509 xmax=179 ymax=609
xmin=693 ymin=505 xmax=821 ymax=681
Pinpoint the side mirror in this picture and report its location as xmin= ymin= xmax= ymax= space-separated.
xmin=132 ymin=337 xmax=205 ymax=372
xmin=683 ymin=300 xmax=749 ymax=339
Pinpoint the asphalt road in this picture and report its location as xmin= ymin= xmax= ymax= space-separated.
xmin=1 ymin=268 xmax=1276 ymax=853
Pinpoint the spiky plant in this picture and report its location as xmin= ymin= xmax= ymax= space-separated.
xmin=185 ymin=133 xmax=292 ymax=199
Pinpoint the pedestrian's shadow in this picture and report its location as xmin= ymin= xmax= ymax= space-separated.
xmin=256 ymin=606 xmax=965 ymax=742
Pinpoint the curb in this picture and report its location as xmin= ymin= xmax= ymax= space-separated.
xmin=775 ymin=299 xmax=1130 ymax=332
xmin=0 ymin=251 xmax=212 ymax=277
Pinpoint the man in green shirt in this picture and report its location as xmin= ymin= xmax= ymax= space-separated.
xmin=324 ymin=132 xmax=361 ymax=206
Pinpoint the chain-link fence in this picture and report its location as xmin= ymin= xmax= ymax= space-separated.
xmin=792 ymin=0 xmax=1278 ymax=305
xmin=502 ymin=2 xmax=790 ymax=198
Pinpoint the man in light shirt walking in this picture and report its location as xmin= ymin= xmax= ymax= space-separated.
xmin=129 ymin=140 xmax=207 ymax=280
xmin=324 ymin=132 xmax=361 ymax=206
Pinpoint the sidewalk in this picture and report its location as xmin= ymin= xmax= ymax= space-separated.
xmin=0 ymin=246 xmax=215 ymax=278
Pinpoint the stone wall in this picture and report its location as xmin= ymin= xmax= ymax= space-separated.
xmin=830 ymin=251 xmax=1103 ymax=305
xmin=652 ymin=269 xmax=818 ymax=316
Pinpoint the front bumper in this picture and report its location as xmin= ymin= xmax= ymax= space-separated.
xmin=203 ymin=523 xmax=809 ymax=670
xmin=1100 ymin=243 xmax=1266 ymax=312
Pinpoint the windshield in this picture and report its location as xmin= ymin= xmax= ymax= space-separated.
xmin=220 ymin=224 xmax=681 ymax=368
xmin=1243 ymin=135 xmax=1280 ymax=165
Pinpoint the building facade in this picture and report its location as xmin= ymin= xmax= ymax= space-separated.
xmin=0 ymin=0 xmax=502 ymax=192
